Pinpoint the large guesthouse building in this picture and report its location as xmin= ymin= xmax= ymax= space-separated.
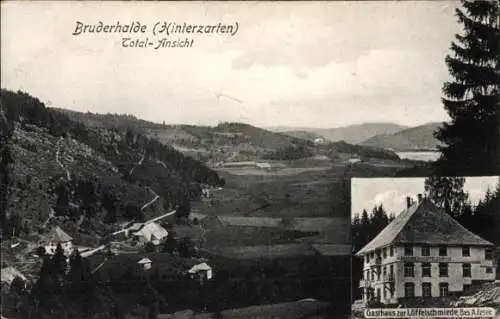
xmin=356 ymin=195 xmax=495 ymax=304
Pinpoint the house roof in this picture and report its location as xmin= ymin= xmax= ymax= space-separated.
xmin=1 ymin=266 xmax=27 ymax=284
xmin=188 ymin=262 xmax=211 ymax=273
xmin=129 ymin=223 xmax=144 ymax=232
xmin=356 ymin=199 xmax=494 ymax=256
xmin=132 ymin=222 xmax=168 ymax=241
xmin=137 ymin=258 xmax=152 ymax=264
xmin=46 ymin=226 xmax=72 ymax=243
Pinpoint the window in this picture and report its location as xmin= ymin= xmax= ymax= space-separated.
xmin=383 ymin=247 xmax=387 ymax=259
xmin=439 ymin=283 xmax=449 ymax=297
xmin=383 ymin=266 xmax=387 ymax=277
xmin=404 ymin=245 xmax=413 ymax=256
xmin=390 ymin=264 xmax=394 ymax=276
xmin=404 ymin=283 xmax=415 ymax=298
xmin=485 ymin=248 xmax=493 ymax=260
xmin=439 ymin=246 xmax=447 ymax=256
xmin=377 ymin=267 xmax=381 ymax=281
xmin=371 ymin=270 xmax=374 ymax=280
xmin=404 ymin=262 xmax=414 ymax=277
xmin=421 ymin=246 xmax=430 ymax=256
xmin=365 ymin=255 xmax=369 ymax=263
xmin=422 ymin=283 xmax=432 ymax=297
xmin=439 ymin=263 xmax=448 ymax=277
xmin=422 ymin=262 xmax=431 ymax=277
xmin=462 ymin=247 xmax=470 ymax=257
xmin=390 ymin=246 xmax=394 ymax=257
xmin=383 ymin=287 xmax=386 ymax=299
xmin=486 ymin=267 xmax=493 ymax=274
xmin=463 ymin=263 xmax=471 ymax=277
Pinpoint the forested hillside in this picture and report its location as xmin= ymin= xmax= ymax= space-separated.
xmin=60 ymin=109 xmax=313 ymax=163
xmin=1 ymin=89 xmax=224 ymax=238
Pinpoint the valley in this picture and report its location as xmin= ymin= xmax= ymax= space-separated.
xmin=1 ymin=89 xmax=432 ymax=319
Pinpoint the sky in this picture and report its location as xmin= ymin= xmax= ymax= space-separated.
xmin=2 ymin=1 xmax=460 ymax=128
xmin=351 ymin=177 xmax=500 ymax=219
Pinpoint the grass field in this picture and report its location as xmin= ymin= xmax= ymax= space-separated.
xmin=192 ymin=164 xmax=348 ymax=219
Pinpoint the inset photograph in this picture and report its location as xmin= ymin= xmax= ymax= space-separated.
xmin=351 ymin=176 xmax=499 ymax=316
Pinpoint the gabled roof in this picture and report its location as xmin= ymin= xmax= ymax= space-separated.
xmin=137 ymin=257 xmax=152 ymax=264
xmin=132 ymin=222 xmax=168 ymax=241
xmin=46 ymin=226 xmax=72 ymax=243
xmin=356 ymin=198 xmax=494 ymax=256
xmin=188 ymin=262 xmax=211 ymax=273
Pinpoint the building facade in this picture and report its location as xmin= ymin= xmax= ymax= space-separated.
xmin=356 ymin=196 xmax=495 ymax=305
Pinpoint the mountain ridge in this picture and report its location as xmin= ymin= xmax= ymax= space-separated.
xmin=360 ymin=122 xmax=442 ymax=151
xmin=267 ymin=123 xmax=410 ymax=144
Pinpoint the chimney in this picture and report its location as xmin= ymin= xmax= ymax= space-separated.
xmin=417 ymin=193 xmax=423 ymax=203
xmin=406 ymin=196 xmax=413 ymax=209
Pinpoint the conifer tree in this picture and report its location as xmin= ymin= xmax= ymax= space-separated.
xmin=435 ymin=0 xmax=500 ymax=175
xmin=424 ymin=176 xmax=469 ymax=218
xmin=51 ymin=243 xmax=68 ymax=277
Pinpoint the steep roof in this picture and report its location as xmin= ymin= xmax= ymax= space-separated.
xmin=132 ymin=222 xmax=168 ymax=241
xmin=46 ymin=226 xmax=72 ymax=243
xmin=137 ymin=257 xmax=152 ymax=264
xmin=188 ymin=262 xmax=211 ymax=273
xmin=356 ymin=198 xmax=493 ymax=256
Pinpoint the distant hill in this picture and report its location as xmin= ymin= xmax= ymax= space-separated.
xmin=59 ymin=110 xmax=318 ymax=163
xmin=268 ymin=123 xmax=409 ymax=144
xmin=60 ymin=110 xmax=404 ymax=163
xmin=360 ymin=122 xmax=442 ymax=151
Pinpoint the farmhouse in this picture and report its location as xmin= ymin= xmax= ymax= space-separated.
xmin=131 ymin=222 xmax=168 ymax=245
xmin=355 ymin=195 xmax=496 ymax=305
xmin=42 ymin=226 xmax=73 ymax=255
xmin=188 ymin=262 xmax=213 ymax=281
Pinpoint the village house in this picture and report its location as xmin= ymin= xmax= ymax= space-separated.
xmin=42 ymin=226 xmax=73 ymax=256
xmin=128 ymin=222 xmax=169 ymax=246
xmin=356 ymin=194 xmax=496 ymax=305
xmin=188 ymin=262 xmax=213 ymax=281
xmin=137 ymin=257 xmax=152 ymax=271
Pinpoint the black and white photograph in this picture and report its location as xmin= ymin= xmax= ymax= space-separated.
xmin=1 ymin=0 xmax=499 ymax=318
xmin=351 ymin=176 xmax=500 ymax=316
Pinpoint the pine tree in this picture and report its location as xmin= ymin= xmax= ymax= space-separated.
xmin=69 ymin=249 xmax=84 ymax=283
xmin=435 ymin=0 xmax=500 ymax=175
xmin=51 ymin=243 xmax=68 ymax=277
xmin=424 ymin=176 xmax=469 ymax=218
